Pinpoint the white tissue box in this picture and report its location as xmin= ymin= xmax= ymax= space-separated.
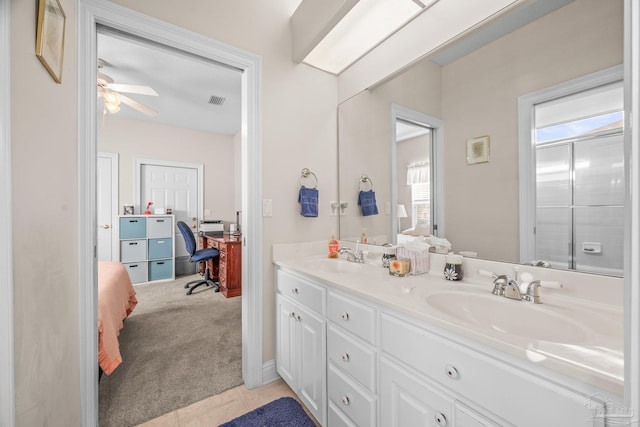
xmin=396 ymin=247 xmax=429 ymax=275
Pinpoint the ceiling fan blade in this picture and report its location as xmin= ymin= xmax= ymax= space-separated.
xmin=119 ymin=94 xmax=158 ymax=117
xmin=107 ymin=83 xmax=158 ymax=96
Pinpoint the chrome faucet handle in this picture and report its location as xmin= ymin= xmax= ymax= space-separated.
xmin=478 ymin=269 xmax=504 ymax=296
xmin=522 ymin=279 xmax=563 ymax=304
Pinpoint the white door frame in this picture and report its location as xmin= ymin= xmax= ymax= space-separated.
xmin=98 ymin=152 xmax=119 ymax=261
xmin=78 ymin=1 xmax=263 ymax=425
xmin=0 ymin=0 xmax=14 ymax=425
xmin=135 ymin=158 xmax=204 ymax=220
xmin=390 ymin=104 xmax=445 ymax=241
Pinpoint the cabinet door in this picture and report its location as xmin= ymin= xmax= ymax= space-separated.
xmin=276 ymin=295 xmax=297 ymax=389
xmin=297 ymin=303 xmax=326 ymax=426
xmin=380 ymin=357 xmax=453 ymax=427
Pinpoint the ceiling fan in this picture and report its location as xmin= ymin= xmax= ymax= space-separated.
xmin=97 ymin=58 xmax=159 ymax=117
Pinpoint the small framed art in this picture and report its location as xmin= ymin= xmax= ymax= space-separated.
xmin=35 ymin=0 xmax=67 ymax=84
xmin=466 ymin=135 xmax=490 ymax=165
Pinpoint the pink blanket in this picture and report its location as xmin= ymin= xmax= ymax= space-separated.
xmin=98 ymin=261 xmax=138 ymax=375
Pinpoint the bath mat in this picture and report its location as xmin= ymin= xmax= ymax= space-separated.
xmin=220 ymin=397 xmax=315 ymax=427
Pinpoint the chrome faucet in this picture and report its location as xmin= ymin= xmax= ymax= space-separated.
xmin=503 ymin=277 xmax=523 ymax=301
xmin=479 ymin=269 xmax=562 ymax=304
xmin=338 ymin=247 xmax=365 ymax=263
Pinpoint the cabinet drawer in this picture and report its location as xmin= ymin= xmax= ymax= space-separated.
xmin=328 ymin=401 xmax=357 ymax=427
xmin=149 ymin=260 xmax=173 ymax=281
xmin=123 ymin=261 xmax=148 ymax=284
xmin=276 ymin=269 xmax=325 ymax=315
xmin=327 ymin=291 xmax=376 ymax=344
xmin=328 ymin=325 xmax=376 ymax=392
xmin=120 ymin=217 xmax=146 ymax=239
xmin=148 ymin=238 xmax=172 ymax=260
xmin=120 ymin=239 xmax=147 ymax=262
xmin=380 ymin=312 xmax=603 ymax=426
xmin=328 ymin=363 xmax=376 ymax=427
xmin=147 ymin=216 xmax=172 ymax=238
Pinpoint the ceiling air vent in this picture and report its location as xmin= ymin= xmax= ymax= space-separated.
xmin=208 ymin=95 xmax=226 ymax=106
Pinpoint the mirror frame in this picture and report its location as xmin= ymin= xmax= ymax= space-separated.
xmin=623 ymin=0 xmax=639 ymax=414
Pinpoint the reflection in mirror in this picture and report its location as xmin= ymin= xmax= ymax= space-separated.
xmin=337 ymin=0 xmax=624 ymax=275
xmin=391 ymin=106 xmax=444 ymax=248
xmin=521 ymin=76 xmax=624 ymax=276
xmin=396 ymin=119 xmax=431 ymax=241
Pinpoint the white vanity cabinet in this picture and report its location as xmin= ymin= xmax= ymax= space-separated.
xmin=326 ymin=291 xmax=378 ymax=426
xmin=275 ymin=269 xmax=326 ymax=425
xmin=274 ymin=265 xmax=609 ymax=427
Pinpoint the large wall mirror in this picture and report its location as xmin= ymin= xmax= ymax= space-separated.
xmin=337 ymin=0 xmax=624 ymax=276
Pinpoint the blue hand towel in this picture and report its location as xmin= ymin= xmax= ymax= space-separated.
xmin=358 ymin=190 xmax=379 ymax=216
xmin=298 ymin=186 xmax=319 ymax=217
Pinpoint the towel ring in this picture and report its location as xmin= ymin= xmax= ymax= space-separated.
xmin=359 ymin=174 xmax=373 ymax=191
xmin=298 ymin=168 xmax=318 ymax=189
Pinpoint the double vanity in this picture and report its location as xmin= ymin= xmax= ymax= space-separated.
xmin=274 ymin=243 xmax=623 ymax=426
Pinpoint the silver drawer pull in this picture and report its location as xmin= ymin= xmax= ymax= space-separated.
xmin=341 ymin=353 xmax=350 ymax=362
xmin=292 ymin=288 xmax=299 ymax=295
xmin=341 ymin=312 xmax=350 ymax=321
xmin=445 ymin=365 xmax=459 ymax=379
xmin=434 ymin=412 xmax=447 ymax=426
xmin=342 ymin=396 xmax=350 ymax=406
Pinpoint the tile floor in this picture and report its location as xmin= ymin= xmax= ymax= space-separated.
xmin=138 ymin=379 xmax=319 ymax=427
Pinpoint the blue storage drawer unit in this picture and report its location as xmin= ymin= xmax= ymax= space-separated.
xmin=120 ymin=217 xmax=147 ymax=239
xmin=148 ymin=238 xmax=172 ymax=260
xmin=149 ymin=260 xmax=173 ymax=281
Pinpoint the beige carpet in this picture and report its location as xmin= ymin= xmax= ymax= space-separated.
xmin=98 ymin=275 xmax=243 ymax=427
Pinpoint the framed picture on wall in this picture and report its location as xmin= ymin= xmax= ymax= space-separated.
xmin=466 ymin=135 xmax=490 ymax=165
xmin=35 ymin=0 xmax=66 ymax=83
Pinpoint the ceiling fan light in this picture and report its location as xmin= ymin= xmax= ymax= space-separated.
xmin=105 ymin=102 xmax=120 ymax=114
xmin=104 ymin=91 xmax=120 ymax=106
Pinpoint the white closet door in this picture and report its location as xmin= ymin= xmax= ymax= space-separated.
xmin=140 ymin=164 xmax=198 ymax=259
xmin=97 ymin=153 xmax=118 ymax=261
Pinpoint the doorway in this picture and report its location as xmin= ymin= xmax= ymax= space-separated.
xmin=390 ymin=104 xmax=445 ymax=244
xmin=78 ymin=2 xmax=263 ymax=425
xmin=518 ymin=65 xmax=624 ymax=274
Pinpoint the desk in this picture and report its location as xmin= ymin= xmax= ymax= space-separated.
xmin=199 ymin=234 xmax=242 ymax=298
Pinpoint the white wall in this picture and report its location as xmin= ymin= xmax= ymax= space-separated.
xmin=11 ymin=0 xmax=80 ymax=425
xmin=10 ymin=0 xmax=338 ymax=424
xmin=98 ymin=115 xmax=237 ymax=222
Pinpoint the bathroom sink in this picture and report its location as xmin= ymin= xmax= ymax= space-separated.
xmin=424 ymin=291 xmax=589 ymax=343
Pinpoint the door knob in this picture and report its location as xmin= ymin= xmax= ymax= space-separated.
xmin=101 ymin=224 xmax=110 ymax=229
xmin=192 ymin=217 xmax=197 ymax=221
xmin=191 ymin=224 xmax=196 ymax=229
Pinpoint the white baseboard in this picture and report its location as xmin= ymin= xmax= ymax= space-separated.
xmin=261 ymin=359 xmax=280 ymax=385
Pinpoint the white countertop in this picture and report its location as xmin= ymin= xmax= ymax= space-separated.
xmin=274 ymin=253 xmax=624 ymax=397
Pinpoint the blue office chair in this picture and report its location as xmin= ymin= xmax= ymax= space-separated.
xmin=177 ymin=221 xmax=220 ymax=295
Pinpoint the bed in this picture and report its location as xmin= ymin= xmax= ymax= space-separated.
xmin=98 ymin=261 xmax=138 ymax=376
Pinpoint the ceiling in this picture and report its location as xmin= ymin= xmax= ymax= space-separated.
xmin=97 ymin=29 xmax=242 ymax=135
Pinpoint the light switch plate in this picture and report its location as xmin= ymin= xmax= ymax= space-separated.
xmin=263 ymin=199 xmax=273 ymax=217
